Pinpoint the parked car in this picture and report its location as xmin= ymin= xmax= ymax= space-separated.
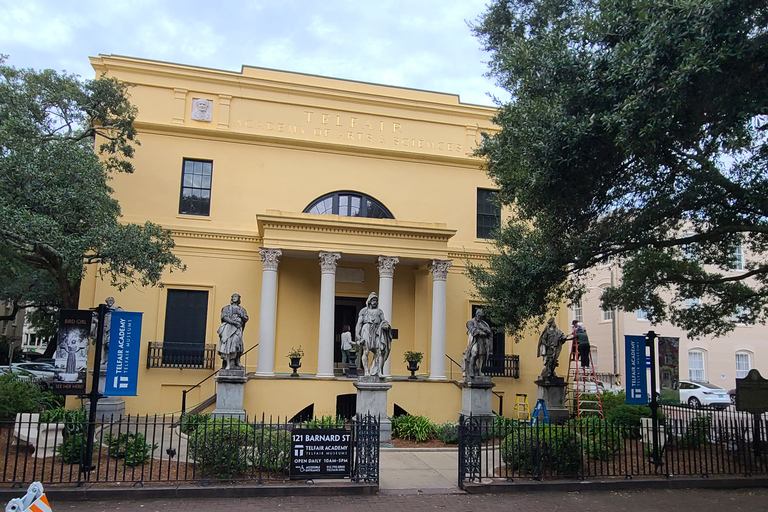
xmin=12 ymin=362 xmax=60 ymax=380
xmin=677 ymin=380 xmax=731 ymax=409
xmin=0 ymin=365 xmax=54 ymax=391
xmin=571 ymin=376 xmax=606 ymax=394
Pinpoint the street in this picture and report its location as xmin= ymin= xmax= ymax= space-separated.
xmin=50 ymin=488 xmax=768 ymax=512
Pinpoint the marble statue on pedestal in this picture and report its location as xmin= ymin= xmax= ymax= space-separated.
xmin=355 ymin=292 xmax=392 ymax=377
xmin=462 ymin=308 xmax=493 ymax=380
xmin=217 ymin=293 xmax=248 ymax=369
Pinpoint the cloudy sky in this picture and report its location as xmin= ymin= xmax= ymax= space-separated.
xmin=0 ymin=0 xmax=508 ymax=106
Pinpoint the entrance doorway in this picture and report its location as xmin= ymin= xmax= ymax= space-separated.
xmin=335 ymin=297 xmax=367 ymax=367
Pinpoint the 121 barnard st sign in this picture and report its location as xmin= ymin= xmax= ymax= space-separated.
xmin=290 ymin=429 xmax=352 ymax=479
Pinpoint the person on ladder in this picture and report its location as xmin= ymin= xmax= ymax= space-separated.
xmin=575 ymin=324 xmax=590 ymax=367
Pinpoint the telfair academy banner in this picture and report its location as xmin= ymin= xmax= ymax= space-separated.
xmin=104 ymin=311 xmax=143 ymax=396
xmin=625 ymin=335 xmax=648 ymax=405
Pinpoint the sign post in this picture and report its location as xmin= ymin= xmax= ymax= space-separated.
xmin=646 ymin=330 xmax=662 ymax=470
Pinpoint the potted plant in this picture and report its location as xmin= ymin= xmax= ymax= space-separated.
xmin=403 ymin=351 xmax=423 ymax=380
xmin=287 ymin=346 xmax=304 ymax=377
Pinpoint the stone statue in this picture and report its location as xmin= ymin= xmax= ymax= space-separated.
xmin=191 ymin=98 xmax=212 ymax=121
xmin=217 ymin=293 xmax=248 ymax=369
xmin=462 ymin=308 xmax=493 ymax=379
xmin=537 ymin=317 xmax=567 ymax=381
xmin=355 ymin=292 xmax=392 ymax=377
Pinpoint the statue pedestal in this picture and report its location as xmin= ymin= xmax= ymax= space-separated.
xmin=86 ymin=369 xmax=125 ymax=421
xmin=354 ymin=376 xmax=392 ymax=443
xmin=460 ymin=376 xmax=495 ymax=419
xmin=535 ymin=377 xmax=569 ymax=424
xmin=212 ymin=368 xmax=248 ymax=420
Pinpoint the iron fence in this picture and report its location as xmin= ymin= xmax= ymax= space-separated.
xmin=1 ymin=412 xmax=378 ymax=487
xmin=458 ymin=405 xmax=768 ymax=488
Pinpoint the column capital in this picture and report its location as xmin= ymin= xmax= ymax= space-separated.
xmin=259 ymin=248 xmax=282 ymax=271
xmin=429 ymin=259 xmax=452 ymax=281
xmin=377 ymin=255 xmax=399 ymax=279
xmin=319 ymin=251 xmax=341 ymax=274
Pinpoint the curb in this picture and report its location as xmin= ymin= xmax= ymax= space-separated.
xmin=0 ymin=482 xmax=377 ymax=502
xmin=462 ymin=476 xmax=768 ymax=493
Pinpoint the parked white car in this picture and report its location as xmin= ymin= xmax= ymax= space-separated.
xmin=12 ymin=362 xmax=60 ymax=380
xmin=0 ymin=365 xmax=54 ymax=391
xmin=677 ymin=380 xmax=731 ymax=409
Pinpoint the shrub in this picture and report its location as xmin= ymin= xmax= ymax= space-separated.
xmin=591 ymin=390 xmax=626 ymax=416
xmin=189 ymin=417 xmax=254 ymax=478
xmin=435 ymin=422 xmax=459 ymax=444
xmin=40 ymin=407 xmax=86 ymax=437
xmin=659 ymin=389 xmax=680 ymax=405
xmin=105 ymin=432 xmax=157 ymax=466
xmin=0 ymin=373 xmax=43 ymax=421
xmin=180 ymin=413 xmax=211 ymax=434
xmin=250 ymin=426 xmax=291 ymax=473
xmin=57 ymin=433 xmax=90 ymax=464
xmin=676 ymin=414 xmax=711 ymax=449
xmin=605 ymin=404 xmax=653 ymax=439
xmin=501 ymin=424 xmax=582 ymax=476
xmin=391 ymin=415 xmax=436 ymax=442
xmin=570 ymin=417 xmax=623 ymax=460
xmin=302 ymin=415 xmax=345 ymax=429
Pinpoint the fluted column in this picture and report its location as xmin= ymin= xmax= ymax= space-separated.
xmin=377 ymin=256 xmax=399 ymax=376
xmin=428 ymin=259 xmax=452 ymax=380
xmin=256 ymin=248 xmax=282 ymax=376
xmin=317 ymin=251 xmax=341 ymax=378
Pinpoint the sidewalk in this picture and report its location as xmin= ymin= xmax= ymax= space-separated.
xmin=379 ymin=447 xmax=460 ymax=494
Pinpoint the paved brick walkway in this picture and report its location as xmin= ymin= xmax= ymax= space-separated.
xmin=47 ymin=488 xmax=768 ymax=512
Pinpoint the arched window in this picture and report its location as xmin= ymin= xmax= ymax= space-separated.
xmin=304 ymin=191 xmax=394 ymax=219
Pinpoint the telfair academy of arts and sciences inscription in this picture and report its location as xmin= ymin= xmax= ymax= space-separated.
xmin=290 ymin=429 xmax=352 ymax=479
xmin=232 ymin=109 xmax=466 ymax=155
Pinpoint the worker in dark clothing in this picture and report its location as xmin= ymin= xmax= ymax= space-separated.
xmin=576 ymin=326 xmax=591 ymax=367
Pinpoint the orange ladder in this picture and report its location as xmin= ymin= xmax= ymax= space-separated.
xmin=566 ymin=341 xmax=605 ymax=418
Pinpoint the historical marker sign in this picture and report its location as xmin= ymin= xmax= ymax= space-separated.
xmin=290 ymin=428 xmax=352 ymax=479
xmin=735 ymin=369 xmax=768 ymax=414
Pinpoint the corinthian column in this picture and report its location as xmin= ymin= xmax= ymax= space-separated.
xmin=377 ymin=255 xmax=399 ymax=376
xmin=428 ymin=259 xmax=452 ymax=380
xmin=317 ymin=251 xmax=341 ymax=378
xmin=256 ymin=248 xmax=282 ymax=376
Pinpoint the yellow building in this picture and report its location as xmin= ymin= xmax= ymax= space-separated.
xmin=80 ymin=55 xmax=565 ymax=422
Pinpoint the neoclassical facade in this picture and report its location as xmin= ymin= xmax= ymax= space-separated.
xmin=79 ymin=56 xmax=561 ymax=421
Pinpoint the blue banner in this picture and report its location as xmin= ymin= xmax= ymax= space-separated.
xmin=625 ymin=335 xmax=648 ymax=404
xmin=104 ymin=311 xmax=143 ymax=396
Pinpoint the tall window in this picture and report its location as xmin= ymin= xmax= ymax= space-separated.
xmin=636 ymin=309 xmax=648 ymax=321
xmin=477 ymin=189 xmax=501 ymax=239
xmin=732 ymin=244 xmax=745 ymax=270
xmin=572 ymin=301 xmax=583 ymax=323
xmin=735 ymin=351 xmax=752 ymax=379
xmin=601 ymin=307 xmax=614 ymax=322
xmin=304 ymin=191 xmax=393 ymax=219
xmin=688 ymin=350 xmax=705 ymax=381
xmin=163 ymin=289 xmax=209 ymax=366
xmin=179 ymin=159 xmax=213 ymax=216
xmin=685 ymin=297 xmax=701 ymax=308
xmin=590 ymin=347 xmax=598 ymax=370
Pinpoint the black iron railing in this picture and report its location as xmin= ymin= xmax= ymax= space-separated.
xmin=447 ymin=354 xmax=520 ymax=380
xmin=482 ymin=354 xmax=520 ymax=378
xmin=2 ymin=412 xmax=378 ymax=486
xmin=146 ymin=342 xmax=216 ymax=370
xmin=457 ymin=405 xmax=768 ymax=489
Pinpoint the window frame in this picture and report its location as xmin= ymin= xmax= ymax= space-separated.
xmin=688 ymin=350 xmax=706 ymax=382
xmin=732 ymin=244 xmax=745 ymax=270
xmin=735 ymin=351 xmax=752 ymax=379
xmin=572 ymin=300 xmax=583 ymax=323
xmin=178 ymin=158 xmax=213 ymax=216
xmin=476 ymin=188 xmax=501 ymax=239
